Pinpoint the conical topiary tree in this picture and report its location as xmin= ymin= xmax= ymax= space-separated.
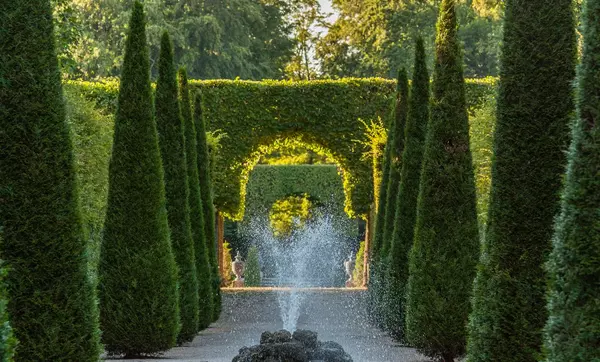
xmin=384 ymin=38 xmax=430 ymax=340
xmin=156 ymin=32 xmax=199 ymax=343
xmin=244 ymin=246 xmax=261 ymax=287
xmin=543 ymin=0 xmax=599 ymax=360
xmin=99 ymin=2 xmax=180 ymax=355
xmin=0 ymin=0 xmax=101 ymax=359
xmin=380 ymin=69 xmax=410 ymax=261
xmin=466 ymin=0 xmax=576 ymax=361
xmin=179 ymin=69 xmax=214 ymax=330
xmin=193 ymin=92 xmax=221 ymax=321
xmin=405 ymin=1 xmax=480 ymax=361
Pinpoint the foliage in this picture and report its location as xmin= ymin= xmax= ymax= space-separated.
xmin=317 ymin=0 xmax=503 ymax=79
xmin=179 ymin=70 xmax=214 ymax=331
xmin=0 ymin=0 xmax=101 ymax=359
xmin=543 ymin=0 xmax=599 ymax=360
xmin=98 ymin=3 xmax=180 ymax=355
xmin=51 ymin=0 xmax=295 ymax=80
xmin=245 ymin=246 xmax=262 ymax=287
xmin=193 ymin=92 xmax=221 ymax=321
xmin=222 ymin=241 xmax=235 ymax=286
xmin=269 ymin=194 xmax=314 ymax=238
xmin=156 ymin=32 xmax=199 ymax=343
xmin=405 ymin=1 xmax=480 ymax=360
xmin=260 ymin=146 xmax=329 ymax=165
xmin=466 ymin=0 xmax=576 ymax=360
xmin=0 ymin=262 xmax=16 ymax=362
xmin=352 ymin=241 xmax=366 ymax=287
xmin=63 ymin=87 xmax=114 ymax=284
xmin=384 ymin=39 xmax=430 ymax=341
xmin=65 ymin=77 xmax=495 ymax=222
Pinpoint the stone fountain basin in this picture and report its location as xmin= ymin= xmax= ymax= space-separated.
xmin=232 ymin=329 xmax=353 ymax=362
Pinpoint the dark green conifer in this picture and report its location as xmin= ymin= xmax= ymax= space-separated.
xmin=156 ymin=32 xmax=199 ymax=343
xmin=466 ymin=0 xmax=576 ymax=361
xmin=99 ymin=2 xmax=180 ymax=355
xmin=405 ymin=1 xmax=480 ymax=360
xmin=193 ymin=92 xmax=221 ymax=320
xmin=179 ymin=69 xmax=214 ymax=330
xmin=543 ymin=0 xmax=599 ymax=360
xmin=384 ymin=39 xmax=430 ymax=340
xmin=0 ymin=0 xmax=101 ymax=359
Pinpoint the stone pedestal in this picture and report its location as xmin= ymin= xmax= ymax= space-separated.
xmin=232 ymin=251 xmax=245 ymax=288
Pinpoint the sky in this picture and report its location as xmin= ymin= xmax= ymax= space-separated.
xmin=318 ymin=0 xmax=338 ymax=25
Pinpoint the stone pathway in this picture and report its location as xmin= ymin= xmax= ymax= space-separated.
xmin=106 ymin=289 xmax=430 ymax=362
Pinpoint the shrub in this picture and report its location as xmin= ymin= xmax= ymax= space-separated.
xmin=194 ymin=92 xmax=221 ymax=320
xmin=405 ymin=1 xmax=480 ymax=360
xmin=352 ymin=241 xmax=366 ymax=287
xmin=384 ymin=39 xmax=430 ymax=341
xmin=156 ymin=32 xmax=199 ymax=343
xmin=543 ymin=0 xmax=600 ymax=360
xmin=98 ymin=2 xmax=180 ymax=355
xmin=180 ymin=69 xmax=214 ymax=330
xmin=466 ymin=0 xmax=576 ymax=360
xmin=0 ymin=0 xmax=101 ymax=359
xmin=222 ymin=241 xmax=235 ymax=286
xmin=245 ymin=246 xmax=262 ymax=287
xmin=0 ymin=261 xmax=16 ymax=362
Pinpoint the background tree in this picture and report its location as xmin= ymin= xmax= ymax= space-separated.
xmin=155 ymin=32 xmax=200 ymax=343
xmin=194 ymin=92 xmax=221 ymax=321
xmin=179 ymin=69 xmax=214 ymax=330
xmin=543 ymin=1 xmax=599 ymax=359
xmin=466 ymin=0 xmax=576 ymax=360
xmin=0 ymin=0 xmax=101 ymax=359
xmin=384 ymin=38 xmax=430 ymax=340
xmin=405 ymin=1 xmax=480 ymax=360
xmin=98 ymin=3 xmax=180 ymax=355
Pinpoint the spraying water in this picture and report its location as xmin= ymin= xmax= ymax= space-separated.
xmin=244 ymin=214 xmax=350 ymax=331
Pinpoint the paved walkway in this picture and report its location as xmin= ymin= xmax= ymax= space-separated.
xmin=106 ymin=289 xmax=429 ymax=362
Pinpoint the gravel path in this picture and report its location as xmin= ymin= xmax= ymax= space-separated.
xmin=106 ymin=289 xmax=429 ymax=362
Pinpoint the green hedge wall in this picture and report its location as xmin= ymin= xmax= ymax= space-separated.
xmin=64 ymin=77 xmax=495 ymax=221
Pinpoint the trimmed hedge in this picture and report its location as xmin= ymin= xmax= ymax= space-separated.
xmin=466 ymin=0 xmax=576 ymax=360
xmin=99 ymin=2 xmax=180 ymax=355
xmin=0 ymin=261 xmax=16 ymax=362
xmin=66 ymin=77 xmax=495 ymax=221
xmin=384 ymin=39 xmax=430 ymax=341
xmin=244 ymin=246 xmax=261 ymax=287
xmin=405 ymin=1 xmax=480 ymax=360
xmin=0 ymin=0 xmax=101 ymax=359
xmin=193 ymin=93 xmax=221 ymax=321
xmin=156 ymin=32 xmax=199 ymax=343
xmin=180 ymin=69 xmax=214 ymax=330
xmin=543 ymin=0 xmax=600 ymax=360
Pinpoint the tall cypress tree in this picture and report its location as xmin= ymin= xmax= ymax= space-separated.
xmin=179 ymin=69 xmax=214 ymax=330
xmin=99 ymin=2 xmax=180 ymax=355
xmin=0 ymin=0 xmax=101 ymax=360
xmin=193 ymin=92 xmax=221 ymax=321
xmin=156 ymin=32 xmax=200 ymax=343
xmin=466 ymin=0 xmax=576 ymax=361
xmin=405 ymin=1 xmax=480 ymax=361
xmin=543 ymin=0 xmax=599 ymax=360
xmin=384 ymin=39 xmax=430 ymax=340
xmin=380 ymin=69 xmax=410 ymax=260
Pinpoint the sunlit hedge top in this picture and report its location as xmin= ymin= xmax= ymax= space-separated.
xmin=65 ymin=77 xmax=496 ymax=220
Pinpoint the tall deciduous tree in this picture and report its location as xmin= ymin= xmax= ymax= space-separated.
xmin=179 ymin=69 xmax=214 ymax=330
xmin=543 ymin=1 xmax=600 ymax=359
xmin=405 ymin=1 xmax=480 ymax=361
xmin=194 ymin=92 xmax=221 ymax=321
xmin=384 ymin=38 xmax=430 ymax=341
xmin=99 ymin=2 xmax=180 ymax=355
xmin=0 ymin=0 xmax=101 ymax=359
xmin=466 ymin=0 xmax=576 ymax=360
xmin=156 ymin=31 xmax=200 ymax=343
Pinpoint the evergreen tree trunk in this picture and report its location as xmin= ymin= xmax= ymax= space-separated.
xmin=0 ymin=0 xmax=101 ymax=359
xmin=193 ymin=92 xmax=222 ymax=321
xmin=384 ymin=38 xmax=430 ymax=341
xmin=543 ymin=0 xmax=600 ymax=360
xmin=156 ymin=32 xmax=200 ymax=343
xmin=99 ymin=2 xmax=180 ymax=356
xmin=466 ymin=0 xmax=576 ymax=361
xmin=405 ymin=1 xmax=480 ymax=360
xmin=179 ymin=69 xmax=214 ymax=330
